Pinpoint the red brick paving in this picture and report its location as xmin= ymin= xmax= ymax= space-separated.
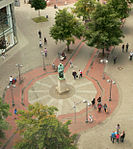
xmin=1 ymin=39 xmax=119 ymax=148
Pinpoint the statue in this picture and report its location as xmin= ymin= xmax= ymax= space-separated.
xmin=58 ymin=63 xmax=64 ymax=79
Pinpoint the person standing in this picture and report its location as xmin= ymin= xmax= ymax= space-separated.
xmin=122 ymin=44 xmax=124 ymax=52
xmin=113 ymin=56 xmax=117 ymax=64
xmin=72 ymin=70 xmax=77 ymax=79
xmin=103 ymin=103 xmax=107 ymax=112
xmin=9 ymin=76 xmax=13 ymax=85
xmin=97 ymin=103 xmax=102 ymax=112
xmin=120 ymin=131 xmax=125 ymax=143
xmin=126 ymin=43 xmax=129 ymax=52
xmin=116 ymin=124 xmax=120 ymax=134
xmin=38 ymin=30 xmax=41 ymax=38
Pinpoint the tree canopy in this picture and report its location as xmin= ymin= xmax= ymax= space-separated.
xmin=84 ymin=3 xmax=124 ymax=55
xmin=0 ymin=97 xmax=10 ymax=146
xmin=73 ymin=0 xmax=96 ymax=21
xmin=50 ymin=8 xmax=84 ymax=51
xmin=30 ymin=0 xmax=47 ymax=16
xmin=107 ymin=0 xmax=130 ymax=19
xmin=14 ymin=103 xmax=77 ymax=149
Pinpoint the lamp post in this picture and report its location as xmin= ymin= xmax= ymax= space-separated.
xmin=107 ymin=79 xmax=115 ymax=101
xmin=41 ymin=51 xmax=46 ymax=70
xmin=100 ymin=59 xmax=108 ymax=79
xmin=73 ymin=102 xmax=76 ymax=124
xmin=83 ymin=100 xmax=91 ymax=123
xmin=10 ymin=84 xmax=15 ymax=107
xmin=16 ymin=64 xmax=23 ymax=84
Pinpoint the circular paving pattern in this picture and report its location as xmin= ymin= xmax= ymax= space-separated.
xmin=28 ymin=70 xmax=97 ymax=116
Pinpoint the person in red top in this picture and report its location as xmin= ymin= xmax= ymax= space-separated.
xmin=116 ymin=133 xmax=120 ymax=143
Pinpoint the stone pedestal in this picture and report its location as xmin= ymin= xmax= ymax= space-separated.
xmin=56 ymin=78 xmax=70 ymax=94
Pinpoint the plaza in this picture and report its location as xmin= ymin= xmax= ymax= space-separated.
xmin=0 ymin=0 xmax=133 ymax=149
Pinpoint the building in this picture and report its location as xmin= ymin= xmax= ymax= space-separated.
xmin=0 ymin=0 xmax=17 ymax=53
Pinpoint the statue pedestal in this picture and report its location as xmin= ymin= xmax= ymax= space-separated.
xmin=56 ymin=78 xmax=70 ymax=94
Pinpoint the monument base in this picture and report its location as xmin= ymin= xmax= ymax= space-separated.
xmin=56 ymin=78 xmax=70 ymax=94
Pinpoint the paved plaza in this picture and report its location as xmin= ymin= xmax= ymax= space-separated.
xmin=0 ymin=0 xmax=133 ymax=149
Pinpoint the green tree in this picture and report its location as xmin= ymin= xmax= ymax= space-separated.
xmin=50 ymin=8 xmax=84 ymax=51
xmin=14 ymin=103 xmax=77 ymax=149
xmin=30 ymin=0 xmax=47 ymax=16
xmin=107 ymin=0 xmax=130 ymax=19
xmin=84 ymin=3 xmax=124 ymax=55
xmin=0 ymin=97 xmax=10 ymax=146
xmin=73 ymin=0 xmax=96 ymax=21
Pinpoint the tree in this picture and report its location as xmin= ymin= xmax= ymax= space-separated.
xmin=14 ymin=103 xmax=77 ymax=149
xmin=84 ymin=3 xmax=124 ymax=55
xmin=30 ymin=0 xmax=47 ymax=16
xmin=107 ymin=0 xmax=130 ymax=19
xmin=50 ymin=8 xmax=84 ymax=51
xmin=73 ymin=0 xmax=96 ymax=21
xmin=0 ymin=97 xmax=10 ymax=146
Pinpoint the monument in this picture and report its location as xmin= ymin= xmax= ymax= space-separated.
xmin=56 ymin=63 xmax=69 ymax=94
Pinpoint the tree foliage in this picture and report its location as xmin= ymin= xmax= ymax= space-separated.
xmin=73 ymin=0 xmax=96 ymax=21
xmin=14 ymin=103 xmax=77 ymax=149
xmin=0 ymin=97 xmax=10 ymax=146
xmin=107 ymin=0 xmax=130 ymax=19
xmin=84 ymin=3 xmax=124 ymax=55
xmin=30 ymin=0 xmax=47 ymax=16
xmin=50 ymin=8 xmax=84 ymax=51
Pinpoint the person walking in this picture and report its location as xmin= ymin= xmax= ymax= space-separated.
xmin=39 ymin=40 xmax=42 ymax=48
xmin=97 ymin=103 xmax=102 ymax=112
xmin=79 ymin=70 xmax=83 ymax=78
xmin=113 ymin=56 xmax=117 ymax=64
xmin=126 ymin=43 xmax=129 ymax=52
xmin=97 ymin=96 xmax=101 ymax=103
xmin=120 ymin=131 xmax=125 ymax=143
xmin=103 ymin=103 xmax=107 ymax=112
xmin=122 ymin=44 xmax=124 ymax=52
xmin=38 ymin=30 xmax=41 ymax=38
xmin=111 ymin=131 xmax=116 ymax=143
xmin=116 ymin=133 xmax=120 ymax=143
xmin=129 ymin=51 xmax=133 ymax=61
xmin=44 ymin=48 xmax=47 ymax=57
xmin=44 ymin=37 xmax=47 ymax=44
xmin=9 ymin=76 xmax=13 ymax=85
xmin=72 ymin=70 xmax=77 ymax=79
xmin=116 ymin=124 xmax=120 ymax=134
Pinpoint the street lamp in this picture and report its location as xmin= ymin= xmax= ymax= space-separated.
xmin=41 ymin=51 xmax=46 ymax=70
xmin=16 ymin=64 xmax=23 ymax=84
xmin=100 ymin=59 xmax=108 ymax=79
xmin=8 ymin=84 xmax=15 ymax=107
xmin=107 ymin=79 xmax=115 ymax=101
xmin=73 ymin=102 xmax=76 ymax=124
xmin=83 ymin=100 xmax=91 ymax=123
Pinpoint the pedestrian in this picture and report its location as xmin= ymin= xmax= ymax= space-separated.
xmin=103 ymin=103 xmax=107 ymax=112
xmin=113 ymin=56 xmax=117 ymax=64
xmin=14 ymin=108 xmax=17 ymax=119
xmin=91 ymin=98 xmax=95 ymax=106
xmin=126 ymin=43 xmax=129 ymax=52
xmin=89 ymin=114 xmax=93 ymax=122
xmin=122 ymin=44 xmax=124 ymax=52
xmin=120 ymin=131 xmax=125 ymax=143
xmin=39 ymin=40 xmax=42 ymax=48
xmin=9 ymin=76 xmax=13 ymax=85
xmin=97 ymin=96 xmax=101 ymax=103
xmin=38 ymin=30 xmax=41 ymax=38
xmin=44 ymin=48 xmax=47 ymax=57
xmin=129 ymin=51 xmax=133 ymax=61
xmin=116 ymin=124 xmax=120 ymax=134
xmin=111 ymin=131 xmax=116 ymax=143
xmin=44 ymin=37 xmax=47 ymax=44
xmin=79 ymin=70 xmax=82 ymax=78
xmin=72 ymin=70 xmax=77 ymax=79
xmin=116 ymin=133 xmax=120 ymax=143
xmin=70 ymin=61 xmax=73 ymax=68
xmin=97 ymin=103 xmax=102 ymax=112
